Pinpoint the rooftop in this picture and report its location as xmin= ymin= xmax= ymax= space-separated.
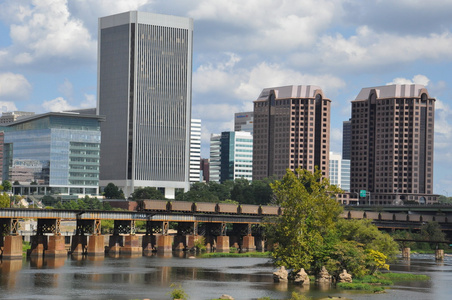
xmin=355 ymin=84 xmax=430 ymax=100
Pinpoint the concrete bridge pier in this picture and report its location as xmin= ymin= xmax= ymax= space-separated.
xmin=216 ymin=222 xmax=230 ymax=252
xmin=187 ymin=235 xmax=202 ymax=251
xmin=157 ymin=221 xmax=173 ymax=253
xmin=142 ymin=220 xmax=159 ymax=254
xmin=86 ymin=220 xmax=104 ymax=256
xmin=2 ymin=235 xmax=23 ymax=259
xmin=29 ymin=218 xmax=64 ymax=257
xmin=71 ymin=219 xmax=94 ymax=255
xmin=435 ymin=249 xmax=444 ymax=261
xmin=402 ymin=247 xmax=411 ymax=259
xmin=45 ymin=235 xmax=67 ymax=257
xmin=216 ymin=236 xmax=230 ymax=252
xmin=242 ymin=235 xmax=256 ymax=252
xmin=173 ymin=222 xmax=192 ymax=251
xmin=186 ymin=222 xmax=202 ymax=251
xmin=29 ymin=235 xmax=47 ymax=257
xmin=108 ymin=220 xmax=131 ymax=255
xmin=87 ymin=235 xmax=105 ymax=256
xmin=142 ymin=234 xmax=156 ymax=255
xmin=242 ymin=224 xmax=256 ymax=252
xmin=0 ymin=218 xmax=23 ymax=259
xmin=122 ymin=235 xmax=142 ymax=255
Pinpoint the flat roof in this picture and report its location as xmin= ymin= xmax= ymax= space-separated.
xmin=2 ymin=111 xmax=106 ymax=127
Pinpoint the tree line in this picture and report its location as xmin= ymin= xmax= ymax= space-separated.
xmin=102 ymin=178 xmax=276 ymax=205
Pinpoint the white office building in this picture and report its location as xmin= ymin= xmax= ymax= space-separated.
xmin=97 ymin=11 xmax=193 ymax=199
xmin=190 ymin=119 xmax=201 ymax=183
xmin=329 ymin=152 xmax=350 ymax=192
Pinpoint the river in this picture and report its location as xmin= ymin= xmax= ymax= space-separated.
xmin=0 ymin=253 xmax=450 ymax=300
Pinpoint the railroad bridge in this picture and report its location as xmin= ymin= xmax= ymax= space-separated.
xmin=1 ymin=202 xmax=452 ymax=259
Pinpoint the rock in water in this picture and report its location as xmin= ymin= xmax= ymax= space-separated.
xmin=316 ymin=266 xmax=332 ymax=284
xmin=294 ymin=268 xmax=310 ymax=285
xmin=273 ymin=266 xmax=288 ymax=282
xmin=338 ymin=269 xmax=353 ymax=283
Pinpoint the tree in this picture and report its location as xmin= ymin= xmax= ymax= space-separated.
xmin=0 ymin=192 xmax=10 ymax=208
xmin=2 ymin=180 xmax=12 ymax=192
xmin=251 ymin=178 xmax=274 ymax=205
xmin=336 ymin=218 xmax=399 ymax=262
xmin=269 ymin=168 xmax=343 ymax=274
xmin=418 ymin=221 xmax=446 ymax=250
xmin=131 ymin=187 xmax=165 ymax=200
xmin=208 ymin=181 xmax=232 ymax=201
xmin=103 ymin=183 xmax=125 ymax=199
xmin=230 ymin=178 xmax=253 ymax=203
xmin=176 ymin=183 xmax=218 ymax=202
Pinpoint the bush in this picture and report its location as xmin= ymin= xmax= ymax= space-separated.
xmin=167 ymin=283 xmax=188 ymax=300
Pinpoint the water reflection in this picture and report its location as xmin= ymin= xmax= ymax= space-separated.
xmin=0 ymin=259 xmax=22 ymax=289
xmin=0 ymin=254 xmax=450 ymax=300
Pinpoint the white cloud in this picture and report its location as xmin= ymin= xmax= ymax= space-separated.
xmin=0 ymin=101 xmax=18 ymax=112
xmin=193 ymin=103 xmax=240 ymax=123
xmin=41 ymin=93 xmax=96 ymax=113
xmin=0 ymin=72 xmax=32 ymax=100
xmin=0 ymin=0 xmax=96 ymax=68
xmin=235 ymin=62 xmax=346 ymax=101
xmin=42 ymin=97 xmax=76 ymax=112
xmin=68 ymin=0 xmax=150 ymax=33
xmin=80 ymin=93 xmax=96 ymax=108
xmin=58 ymin=78 xmax=74 ymax=100
xmin=387 ymin=75 xmax=430 ymax=86
xmin=189 ymin=0 xmax=341 ymax=52
xmin=291 ymin=27 xmax=452 ymax=72
xmin=193 ymin=53 xmax=242 ymax=94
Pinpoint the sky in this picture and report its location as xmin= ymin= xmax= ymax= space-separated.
xmin=0 ymin=0 xmax=452 ymax=196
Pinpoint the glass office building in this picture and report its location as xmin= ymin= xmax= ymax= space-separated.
xmin=0 ymin=112 xmax=104 ymax=196
xmin=209 ymin=131 xmax=253 ymax=183
xmin=97 ymin=11 xmax=193 ymax=199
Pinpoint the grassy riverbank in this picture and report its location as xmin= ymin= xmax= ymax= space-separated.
xmin=337 ymin=272 xmax=429 ymax=293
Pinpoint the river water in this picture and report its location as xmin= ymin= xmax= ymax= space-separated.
xmin=0 ymin=253 xmax=450 ymax=300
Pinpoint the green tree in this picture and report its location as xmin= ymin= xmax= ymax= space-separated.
xmin=269 ymin=168 xmax=343 ymax=275
xmin=251 ymin=178 xmax=274 ymax=205
xmin=0 ymin=192 xmax=10 ymax=208
xmin=103 ymin=183 xmax=125 ymax=199
xmin=2 ymin=180 xmax=12 ymax=192
xmin=176 ymin=182 xmax=218 ymax=202
xmin=230 ymin=178 xmax=253 ymax=203
xmin=208 ymin=181 xmax=233 ymax=201
xmin=418 ymin=221 xmax=446 ymax=250
xmin=324 ymin=240 xmax=368 ymax=279
xmin=336 ymin=218 xmax=399 ymax=262
xmin=132 ymin=187 xmax=165 ymax=200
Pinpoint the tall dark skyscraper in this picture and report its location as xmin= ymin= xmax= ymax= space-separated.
xmin=342 ymin=119 xmax=351 ymax=160
xmin=350 ymin=84 xmax=436 ymax=205
xmin=97 ymin=11 xmax=193 ymax=199
xmin=253 ymin=85 xmax=331 ymax=180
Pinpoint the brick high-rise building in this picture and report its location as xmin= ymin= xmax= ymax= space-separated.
xmin=253 ymin=85 xmax=330 ymax=180
xmin=350 ymin=84 xmax=436 ymax=205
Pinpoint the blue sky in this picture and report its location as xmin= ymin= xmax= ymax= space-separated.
xmin=0 ymin=0 xmax=452 ymax=196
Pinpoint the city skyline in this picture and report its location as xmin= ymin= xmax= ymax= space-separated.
xmin=0 ymin=1 xmax=451 ymax=195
